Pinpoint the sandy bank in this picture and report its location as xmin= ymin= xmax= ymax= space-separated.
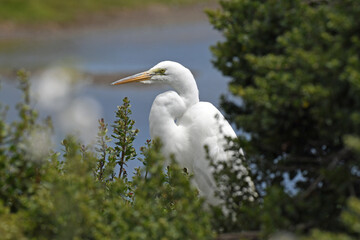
xmin=0 ymin=2 xmax=219 ymax=40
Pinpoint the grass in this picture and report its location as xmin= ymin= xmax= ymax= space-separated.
xmin=0 ymin=0 xmax=213 ymax=24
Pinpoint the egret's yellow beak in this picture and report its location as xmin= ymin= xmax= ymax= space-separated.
xmin=111 ymin=71 xmax=151 ymax=85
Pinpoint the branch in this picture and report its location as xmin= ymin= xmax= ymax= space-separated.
xmin=299 ymin=148 xmax=351 ymax=200
xmin=217 ymin=231 xmax=260 ymax=240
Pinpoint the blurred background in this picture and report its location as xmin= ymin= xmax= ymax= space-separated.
xmin=0 ymin=0 xmax=227 ymax=170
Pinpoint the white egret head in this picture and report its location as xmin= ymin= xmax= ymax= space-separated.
xmin=112 ymin=61 xmax=191 ymax=85
xmin=112 ymin=61 xmax=199 ymax=107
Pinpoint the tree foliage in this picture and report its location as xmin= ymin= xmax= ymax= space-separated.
xmin=0 ymin=72 xmax=213 ymax=239
xmin=208 ymin=0 xmax=360 ymax=237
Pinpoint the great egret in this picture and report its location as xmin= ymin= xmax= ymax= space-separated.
xmin=112 ymin=61 xmax=255 ymax=205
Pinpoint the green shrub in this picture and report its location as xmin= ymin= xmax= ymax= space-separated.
xmin=0 ymin=72 xmax=213 ymax=239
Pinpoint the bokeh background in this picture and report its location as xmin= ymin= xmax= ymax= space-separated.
xmin=0 ymin=0 xmax=228 ymax=171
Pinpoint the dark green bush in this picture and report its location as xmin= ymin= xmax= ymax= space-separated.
xmin=208 ymin=0 xmax=360 ymax=237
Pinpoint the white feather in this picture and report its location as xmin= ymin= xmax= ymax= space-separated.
xmin=114 ymin=61 xmax=256 ymax=206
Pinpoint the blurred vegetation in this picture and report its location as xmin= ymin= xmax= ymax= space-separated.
xmin=0 ymin=71 xmax=213 ymax=239
xmin=208 ymin=0 xmax=360 ymax=238
xmin=0 ymin=0 xmax=213 ymax=24
xmin=302 ymin=197 xmax=360 ymax=240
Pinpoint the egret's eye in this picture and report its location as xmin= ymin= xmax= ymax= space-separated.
xmin=153 ymin=68 xmax=166 ymax=75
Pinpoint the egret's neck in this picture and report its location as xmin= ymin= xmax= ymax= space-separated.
xmin=149 ymin=95 xmax=185 ymax=156
xmin=170 ymin=71 xmax=199 ymax=107
xmin=149 ymin=110 xmax=177 ymax=141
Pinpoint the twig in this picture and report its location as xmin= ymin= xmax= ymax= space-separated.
xmin=217 ymin=231 xmax=260 ymax=240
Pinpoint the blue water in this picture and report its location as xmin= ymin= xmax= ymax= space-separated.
xmin=0 ymin=20 xmax=231 ymax=173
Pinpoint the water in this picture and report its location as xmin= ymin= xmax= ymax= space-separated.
xmin=0 ymin=20 xmax=230 ymax=172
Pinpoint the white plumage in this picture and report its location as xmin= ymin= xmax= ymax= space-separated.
xmin=112 ymin=61 xmax=255 ymax=205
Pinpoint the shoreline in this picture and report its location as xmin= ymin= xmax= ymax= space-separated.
xmin=0 ymin=2 xmax=219 ymax=40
